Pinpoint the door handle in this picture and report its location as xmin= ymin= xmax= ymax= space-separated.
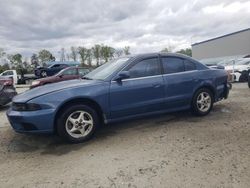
xmin=152 ymin=84 xmax=162 ymax=88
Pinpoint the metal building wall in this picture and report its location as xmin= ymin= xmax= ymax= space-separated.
xmin=192 ymin=29 xmax=250 ymax=60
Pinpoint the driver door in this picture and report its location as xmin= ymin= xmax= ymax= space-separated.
xmin=109 ymin=56 xmax=165 ymax=118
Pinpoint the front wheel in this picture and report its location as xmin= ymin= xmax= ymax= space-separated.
xmin=41 ymin=71 xmax=47 ymax=77
xmin=57 ymin=105 xmax=99 ymax=143
xmin=192 ymin=88 xmax=214 ymax=116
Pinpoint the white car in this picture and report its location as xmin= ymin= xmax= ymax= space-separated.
xmin=0 ymin=70 xmax=18 ymax=84
xmin=224 ymin=59 xmax=250 ymax=82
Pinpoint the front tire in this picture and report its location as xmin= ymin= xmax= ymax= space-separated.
xmin=57 ymin=104 xmax=99 ymax=143
xmin=41 ymin=71 xmax=47 ymax=78
xmin=192 ymin=88 xmax=214 ymax=116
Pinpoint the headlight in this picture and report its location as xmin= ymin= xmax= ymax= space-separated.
xmin=12 ymin=103 xmax=41 ymax=111
xmin=32 ymin=80 xmax=40 ymax=85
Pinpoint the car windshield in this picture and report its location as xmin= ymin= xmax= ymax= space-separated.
xmin=84 ymin=57 xmax=130 ymax=80
xmin=236 ymin=59 xmax=250 ymax=65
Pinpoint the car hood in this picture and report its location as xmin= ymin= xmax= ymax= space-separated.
xmin=36 ymin=75 xmax=56 ymax=82
xmin=14 ymin=79 xmax=103 ymax=103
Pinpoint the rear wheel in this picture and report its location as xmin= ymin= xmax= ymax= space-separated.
xmin=192 ymin=88 xmax=214 ymax=116
xmin=57 ymin=104 xmax=99 ymax=143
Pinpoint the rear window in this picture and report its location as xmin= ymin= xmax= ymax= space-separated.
xmin=184 ymin=60 xmax=196 ymax=71
xmin=162 ymin=57 xmax=184 ymax=74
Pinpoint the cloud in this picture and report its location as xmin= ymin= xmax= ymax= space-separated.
xmin=0 ymin=0 xmax=249 ymax=58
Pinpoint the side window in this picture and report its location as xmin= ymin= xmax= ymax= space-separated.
xmin=128 ymin=58 xmax=160 ymax=78
xmin=62 ymin=69 xmax=77 ymax=75
xmin=60 ymin=64 xmax=68 ymax=68
xmin=52 ymin=64 xmax=60 ymax=68
xmin=162 ymin=57 xmax=184 ymax=74
xmin=2 ymin=71 xmax=13 ymax=76
xmin=78 ymin=69 xmax=89 ymax=76
xmin=184 ymin=60 xmax=196 ymax=71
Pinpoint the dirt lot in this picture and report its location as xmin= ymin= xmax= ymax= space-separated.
xmin=0 ymin=83 xmax=249 ymax=188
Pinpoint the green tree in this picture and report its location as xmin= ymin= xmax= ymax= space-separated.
xmin=161 ymin=44 xmax=175 ymax=53
xmin=78 ymin=46 xmax=88 ymax=66
xmin=123 ymin=46 xmax=131 ymax=55
xmin=101 ymin=45 xmax=115 ymax=62
xmin=31 ymin=53 xmax=39 ymax=67
xmin=92 ymin=44 xmax=102 ymax=66
xmin=115 ymin=49 xmax=123 ymax=57
xmin=161 ymin=47 xmax=169 ymax=53
xmin=8 ymin=53 xmax=22 ymax=66
xmin=86 ymin=49 xmax=92 ymax=67
xmin=70 ymin=46 xmax=78 ymax=61
xmin=0 ymin=63 xmax=10 ymax=73
xmin=176 ymin=48 xmax=192 ymax=57
xmin=7 ymin=53 xmax=26 ymax=76
xmin=38 ymin=49 xmax=55 ymax=65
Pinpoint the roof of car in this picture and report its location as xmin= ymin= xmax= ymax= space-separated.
xmin=126 ymin=52 xmax=192 ymax=59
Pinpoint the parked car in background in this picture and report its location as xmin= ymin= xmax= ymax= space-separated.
xmin=248 ymin=70 xmax=250 ymax=88
xmin=31 ymin=67 xmax=90 ymax=89
xmin=7 ymin=53 xmax=230 ymax=143
xmin=0 ymin=84 xmax=17 ymax=106
xmin=0 ymin=70 xmax=18 ymax=84
xmin=0 ymin=77 xmax=14 ymax=86
xmin=225 ymin=58 xmax=250 ymax=82
xmin=34 ymin=63 xmax=70 ymax=78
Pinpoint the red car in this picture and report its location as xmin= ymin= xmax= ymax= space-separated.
xmin=30 ymin=67 xmax=90 ymax=89
xmin=0 ymin=76 xmax=14 ymax=86
xmin=0 ymin=77 xmax=16 ymax=106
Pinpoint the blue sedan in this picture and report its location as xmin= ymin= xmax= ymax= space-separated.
xmin=7 ymin=53 xmax=230 ymax=143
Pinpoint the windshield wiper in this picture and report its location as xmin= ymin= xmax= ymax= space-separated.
xmin=82 ymin=76 xmax=93 ymax=80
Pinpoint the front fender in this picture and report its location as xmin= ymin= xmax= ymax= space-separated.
xmin=28 ymin=82 xmax=110 ymax=117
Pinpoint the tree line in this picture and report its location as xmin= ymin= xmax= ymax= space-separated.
xmin=0 ymin=45 xmax=131 ymax=74
xmin=0 ymin=45 xmax=192 ymax=74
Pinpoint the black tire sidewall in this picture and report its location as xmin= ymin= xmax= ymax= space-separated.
xmin=57 ymin=104 xmax=99 ymax=143
xmin=192 ymin=88 xmax=214 ymax=116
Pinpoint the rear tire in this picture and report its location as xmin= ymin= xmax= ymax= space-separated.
xmin=57 ymin=104 xmax=99 ymax=143
xmin=191 ymin=88 xmax=214 ymax=116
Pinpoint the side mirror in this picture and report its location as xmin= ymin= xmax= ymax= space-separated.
xmin=59 ymin=74 xmax=63 ymax=78
xmin=217 ymin=65 xmax=225 ymax=69
xmin=115 ymin=71 xmax=130 ymax=81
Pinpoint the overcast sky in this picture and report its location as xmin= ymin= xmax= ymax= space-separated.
xmin=0 ymin=0 xmax=250 ymax=59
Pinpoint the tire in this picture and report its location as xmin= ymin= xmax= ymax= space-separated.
xmin=239 ymin=71 xmax=248 ymax=82
xmin=248 ymin=80 xmax=250 ymax=88
xmin=57 ymin=104 xmax=99 ymax=143
xmin=191 ymin=88 xmax=214 ymax=116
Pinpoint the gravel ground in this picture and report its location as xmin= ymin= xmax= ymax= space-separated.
xmin=0 ymin=83 xmax=249 ymax=188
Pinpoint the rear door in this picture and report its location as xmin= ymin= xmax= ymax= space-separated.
xmin=161 ymin=56 xmax=197 ymax=109
xmin=109 ymin=56 xmax=165 ymax=118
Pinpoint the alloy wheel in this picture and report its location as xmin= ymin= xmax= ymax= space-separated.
xmin=65 ymin=111 xmax=94 ymax=138
xmin=196 ymin=92 xmax=211 ymax=112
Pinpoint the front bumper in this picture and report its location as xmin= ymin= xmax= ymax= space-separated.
xmin=6 ymin=108 xmax=55 ymax=134
xmin=224 ymin=83 xmax=231 ymax=99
